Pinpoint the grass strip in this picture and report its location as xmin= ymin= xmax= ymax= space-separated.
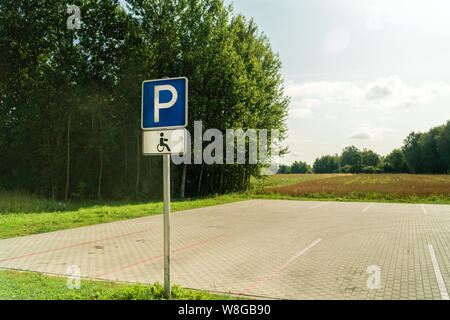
xmin=0 ymin=270 xmax=236 ymax=300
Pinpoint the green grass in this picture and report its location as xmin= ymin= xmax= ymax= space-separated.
xmin=0 ymin=190 xmax=73 ymax=214
xmin=0 ymin=270 xmax=236 ymax=300
xmin=0 ymin=194 xmax=249 ymax=239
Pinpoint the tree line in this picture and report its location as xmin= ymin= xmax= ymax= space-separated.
xmin=0 ymin=0 xmax=289 ymax=200
xmin=279 ymin=120 xmax=450 ymax=174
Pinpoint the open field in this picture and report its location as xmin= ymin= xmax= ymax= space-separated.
xmin=0 ymin=270 xmax=234 ymax=300
xmin=250 ymin=173 xmax=343 ymax=188
xmin=1 ymin=174 xmax=449 ymax=240
xmin=257 ymin=174 xmax=450 ymax=203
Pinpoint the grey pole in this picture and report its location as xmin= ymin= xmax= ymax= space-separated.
xmin=163 ymin=153 xmax=171 ymax=299
xmin=160 ymin=76 xmax=171 ymax=299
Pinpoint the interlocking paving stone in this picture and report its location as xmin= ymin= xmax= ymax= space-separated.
xmin=0 ymin=200 xmax=449 ymax=300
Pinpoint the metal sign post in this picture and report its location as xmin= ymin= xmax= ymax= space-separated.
xmin=141 ymin=77 xmax=188 ymax=300
xmin=163 ymin=153 xmax=171 ymax=299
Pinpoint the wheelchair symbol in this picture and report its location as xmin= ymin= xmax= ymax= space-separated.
xmin=157 ymin=132 xmax=171 ymax=152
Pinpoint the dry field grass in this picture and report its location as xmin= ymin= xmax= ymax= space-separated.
xmin=251 ymin=173 xmax=343 ymax=188
xmin=260 ymin=174 xmax=450 ymax=202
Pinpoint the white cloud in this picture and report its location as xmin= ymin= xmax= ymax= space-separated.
xmin=290 ymin=108 xmax=313 ymax=119
xmin=292 ymin=98 xmax=321 ymax=109
xmin=323 ymin=27 xmax=351 ymax=54
xmin=286 ymin=75 xmax=450 ymax=113
xmin=291 ymin=151 xmax=304 ymax=157
xmin=288 ymin=98 xmax=321 ymax=119
xmin=364 ymin=76 xmax=450 ymax=110
xmin=375 ymin=0 xmax=450 ymax=36
xmin=349 ymin=132 xmax=372 ymax=140
xmin=349 ymin=124 xmax=394 ymax=141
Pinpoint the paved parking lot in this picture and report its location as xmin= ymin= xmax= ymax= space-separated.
xmin=0 ymin=200 xmax=449 ymax=299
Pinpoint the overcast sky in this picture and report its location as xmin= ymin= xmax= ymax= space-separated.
xmin=226 ymin=0 xmax=450 ymax=164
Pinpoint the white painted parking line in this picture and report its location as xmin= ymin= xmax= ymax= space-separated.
xmin=363 ymin=203 xmax=375 ymax=213
xmin=309 ymin=203 xmax=327 ymax=209
xmin=421 ymin=204 xmax=427 ymax=214
xmin=240 ymin=238 xmax=322 ymax=295
xmin=428 ymin=244 xmax=450 ymax=300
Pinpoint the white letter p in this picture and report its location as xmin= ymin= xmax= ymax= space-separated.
xmin=154 ymin=85 xmax=177 ymax=122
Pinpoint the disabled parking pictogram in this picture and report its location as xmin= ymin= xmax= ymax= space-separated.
xmin=157 ymin=132 xmax=171 ymax=152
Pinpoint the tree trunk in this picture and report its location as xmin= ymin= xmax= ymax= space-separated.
xmin=197 ymin=165 xmax=203 ymax=195
xmin=97 ymin=117 xmax=103 ymax=200
xmin=124 ymin=130 xmax=128 ymax=185
xmin=136 ymin=133 xmax=140 ymax=197
xmin=210 ymin=168 xmax=214 ymax=193
xmin=45 ymin=134 xmax=56 ymax=200
xmin=64 ymin=115 xmax=71 ymax=201
xmin=219 ymin=170 xmax=224 ymax=194
xmin=98 ymin=146 xmax=103 ymax=200
xmin=180 ymin=164 xmax=187 ymax=198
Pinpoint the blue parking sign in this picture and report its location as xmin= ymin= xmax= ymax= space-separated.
xmin=141 ymin=77 xmax=188 ymax=130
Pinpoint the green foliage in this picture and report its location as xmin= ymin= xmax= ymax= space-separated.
xmin=403 ymin=132 xmax=423 ymax=173
xmin=438 ymin=121 xmax=450 ymax=173
xmin=310 ymin=121 xmax=450 ymax=174
xmin=402 ymin=121 xmax=450 ymax=174
xmin=277 ymin=165 xmax=290 ymax=174
xmin=361 ymin=149 xmax=380 ymax=167
xmin=312 ymin=147 xmax=372 ymax=174
xmin=313 ymin=155 xmax=339 ymax=173
xmin=419 ymin=127 xmax=446 ymax=173
xmin=384 ymin=149 xmax=408 ymax=173
xmin=290 ymin=161 xmax=311 ymax=173
xmin=341 ymin=146 xmax=363 ymax=173
xmin=279 ymin=161 xmax=311 ymax=174
xmin=0 ymin=0 xmax=288 ymax=200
